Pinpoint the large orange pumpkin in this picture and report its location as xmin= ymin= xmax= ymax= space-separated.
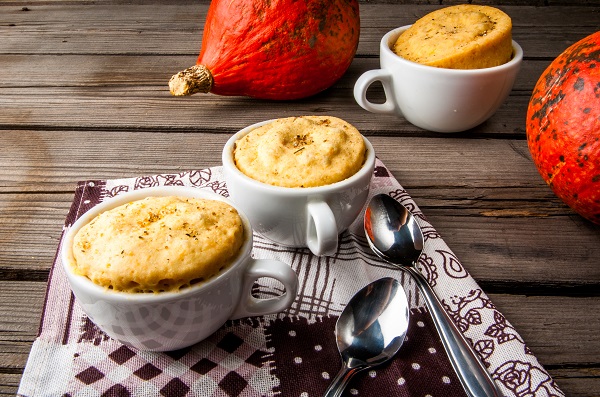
xmin=526 ymin=31 xmax=600 ymax=224
xmin=169 ymin=0 xmax=360 ymax=100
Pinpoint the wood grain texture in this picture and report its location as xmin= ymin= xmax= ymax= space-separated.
xmin=1 ymin=4 xmax=598 ymax=57
xmin=0 ymin=55 xmax=537 ymax=135
xmin=1 ymin=0 xmax=598 ymax=396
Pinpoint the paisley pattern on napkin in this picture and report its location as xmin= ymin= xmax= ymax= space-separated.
xmin=18 ymin=159 xmax=563 ymax=397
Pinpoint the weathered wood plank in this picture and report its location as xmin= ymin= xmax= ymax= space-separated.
xmin=0 ymin=4 xmax=597 ymax=57
xmin=0 ymin=54 xmax=545 ymax=92
xmin=418 ymin=213 xmax=600 ymax=291
xmin=0 ymin=52 xmax=538 ymax=138
xmin=0 ymin=281 xmax=44 ymax=383
xmin=547 ymin=368 xmax=600 ymax=397
xmin=0 ymin=373 xmax=25 ymax=397
xmin=0 ymin=83 xmax=531 ymax=136
xmin=491 ymin=294 xmax=600 ymax=365
xmin=0 ymin=193 xmax=70 ymax=278
xmin=0 ymin=132 xmax=560 ymax=192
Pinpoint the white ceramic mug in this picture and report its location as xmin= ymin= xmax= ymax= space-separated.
xmin=222 ymin=120 xmax=376 ymax=257
xmin=354 ymin=26 xmax=523 ymax=133
xmin=61 ymin=186 xmax=298 ymax=351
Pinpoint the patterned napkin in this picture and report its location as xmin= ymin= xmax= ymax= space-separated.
xmin=18 ymin=159 xmax=563 ymax=397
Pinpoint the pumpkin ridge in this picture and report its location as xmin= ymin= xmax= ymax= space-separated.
xmin=526 ymin=30 xmax=600 ymax=224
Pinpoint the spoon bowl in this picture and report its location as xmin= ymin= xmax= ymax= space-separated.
xmin=364 ymin=194 xmax=423 ymax=266
xmin=364 ymin=194 xmax=501 ymax=397
xmin=323 ymin=277 xmax=409 ymax=397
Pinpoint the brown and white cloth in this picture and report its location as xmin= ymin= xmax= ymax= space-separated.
xmin=18 ymin=159 xmax=563 ymax=397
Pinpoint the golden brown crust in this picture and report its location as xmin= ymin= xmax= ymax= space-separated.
xmin=72 ymin=196 xmax=244 ymax=293
xmin=393 ymin=5 xmax=513 ymax=69
xmin=233 ymin=116 xmax=366 ymax=188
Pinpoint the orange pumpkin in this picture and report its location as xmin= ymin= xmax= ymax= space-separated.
xmin=169 ymin=0 xmax=360 ymax=100
xmin=526 ymin=31 xmax=600 ymax=224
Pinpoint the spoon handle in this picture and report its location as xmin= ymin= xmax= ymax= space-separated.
xmin=408 ymin=267 xmax=502 ymax=397
xmin=323 ymin=364 xmax=362 ymax=397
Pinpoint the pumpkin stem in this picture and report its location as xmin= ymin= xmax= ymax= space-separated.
xmin=169 ymin=64 xmax=213 ymax=96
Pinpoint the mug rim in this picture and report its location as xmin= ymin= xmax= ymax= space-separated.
xmin=222 ymin=119 xmax=376 ymax=195
xmin=61 ymin=185 xmax=254 ymax=303
xmin=382 ymin=25 xmax=523 ymax=74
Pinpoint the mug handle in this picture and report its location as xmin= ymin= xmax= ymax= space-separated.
xmin=306 ymin=200 xmax=338 ymax=256
xmin=353 ymin=69 xmax=400 ymax=115
xmin=230 ymin=259 xmax=299 ymax=320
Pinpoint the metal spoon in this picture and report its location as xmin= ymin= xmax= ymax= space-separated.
xmin=364 ymin=194 xmax=501 ymax=397
xmin=323 ymin=277 xmax=409 ymax=397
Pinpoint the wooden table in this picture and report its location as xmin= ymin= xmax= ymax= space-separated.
xmin=1 ymin=1 xmax=599 ymax=396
